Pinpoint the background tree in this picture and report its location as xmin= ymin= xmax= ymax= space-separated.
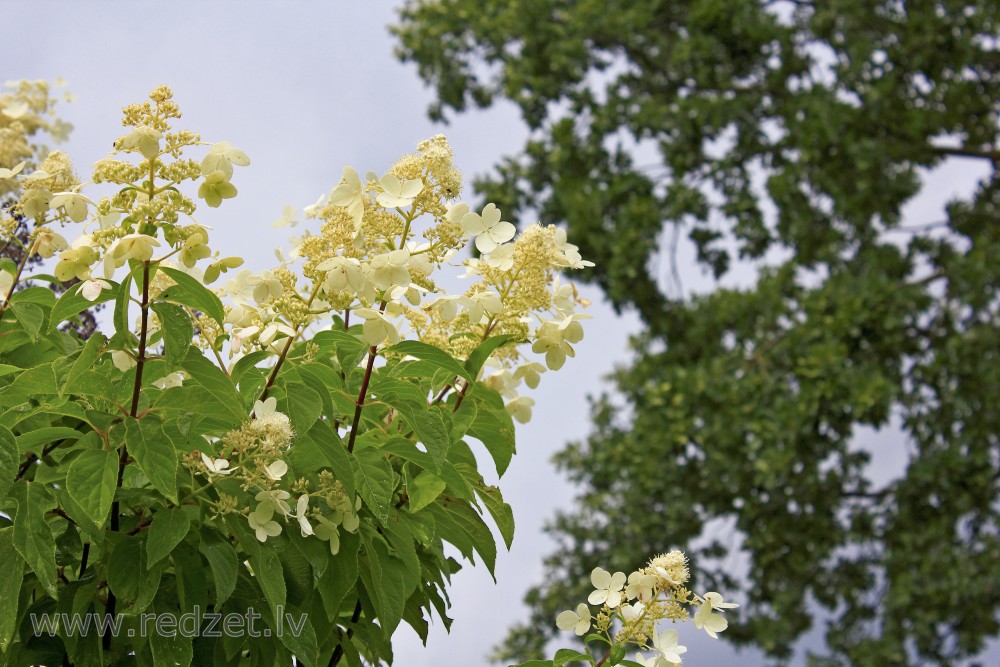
xmin=394 ymin=1 xmax=1000 ymax=664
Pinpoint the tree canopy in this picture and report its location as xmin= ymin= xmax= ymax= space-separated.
xmin=394 ymin=1 xmax=1000 ymax=664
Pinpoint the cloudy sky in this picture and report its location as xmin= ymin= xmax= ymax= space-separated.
xmin=6 ymin=2 xmax=995 ymax=666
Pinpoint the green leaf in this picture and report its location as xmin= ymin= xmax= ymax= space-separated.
xmin=280 ymin=382 xmax=322 ymax=435
xmin=151 ymin=301 xmax=193 ymax=368
xmin=295 ymin=421 xmax=355 ymax=498
xmin=180 ymin=348 xmax=245 ymax=426
xmin=9 ymin=301 xmax=45 ymax=341
xmin=231 ymin=349 xmax=271 ymax=385
xmin=464 ymin=333 xmax=519 ymax=378
xmin=67 ymin=332 xmax=108 ymax=388
xmin=554 ymin=649 xmax=594 ymax=667
xmin=49 ymin=281 xmax=119 ymax=332
xmin=10 ymin=480 xmax=57 ymax=596
xmin=158 ymin=266 xmax=226 ymax=326
xmin=0 ymin=425 xmax=18 ymax=498
xmin=113 ymin=272 xmax=133 ymax=337
xmin=198 ymin=528 xmax=239 ymax=607
xmin=608 ymin=644 xmax=626 ymax=665
xmin=352 ymin=448 xmax=394 ymax=524
xmin=358 ymin=530 xmax=409 ymax=637
xmin=312 ymin=329 xmax=367 ymax=374
xmin=15 ymin=427 xmax=81 ymax=454
xmin=386 ymin=340 xmax=472 ymax=381
xmin=146 ymin=508 xmax=190 ymax=568
xmin=405 ymin=468 xmax=446 ymax=513
xmin=9 ymin=285 xmax=55 ymax=308
xmin=508 ymin=661 xmax=554 ymax=667
xmin=426 ymin=499 xmax=498 ymax=577
xmin=370 ymin=377 xmax=450 ymax=466
xmin=65 ymin=449 xmax=118 ymax=526
xmin=149 ymin=618 xmax=194 ymax=667
xmin=467 ymin=387 xmax=516 ymax=476
xmin=476 ymin=484 xmax=515 ymax=550
xmin=125 ymin=417 xmax=178 ymax=502
xmin=0 ymin=528 xmax=24 ymax=651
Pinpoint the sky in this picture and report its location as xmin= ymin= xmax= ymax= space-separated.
xmin=5 ymin=1 xmax=996 ymax=666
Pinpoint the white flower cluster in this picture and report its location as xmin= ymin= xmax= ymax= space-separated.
xmin=554 ymin=551 xmax=738 ymax=666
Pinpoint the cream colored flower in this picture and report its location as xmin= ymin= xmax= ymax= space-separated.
xmin=122 ymin=125 xmax=162 ymax=159
xmin=555 ymin=603 xmax=591 ymax=636
xmin=588 ymin=567 xmax=627 ymax=608
xmin=330 ymin=166 xmax=366 ymax=226
xmin=376 ymin=173 xmax=422 ymax=208
xmin=201 ymin=141 xmax=250 ymax=180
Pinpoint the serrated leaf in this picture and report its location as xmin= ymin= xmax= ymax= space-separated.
xmin=358 ymin=530 xmax=409 ymax=637
xmin=49 ymin=281 xmax=119 ymax=333
xmin=180 ymin=349 xmax=245 ymax=426
xmin=67 ymin=332 xmax=108 ymax=387
xmin=158 ymin=266 xmax=226 ymax=325
xmin=312 ymin=329 xmax=367 ymax=374
xmin=65 ymin=449 xmax=118 ymax=526
xmin=405 ymin=469 xmax=446 ymax=513
xmin=464 ymin=333 xmax=519 ymax=378
xmin=386 ymin=340 xmax=472 ymax=381
xmin=0 ymin=528 xmax=24 ymax=651
xmin=9 ymin=480 xmax=57 ymax=596
xmin=125 ymin=417 xmax=178 ymax=502
xmin=15 ymin=427 xmax=81 ymax=454
xmin=146 ymin=507 xmax=190 ymax=568
xmin=426 ymin=499 xmax=498 ymax=578
xmin=370 ymin=377 xmax=450 ymax=466
xmin=0 ymin=425 xmax=18 ymax=497
xmin=280 ymin=382 xmax=322 ymax=435
xmin=151 ymin=301 xmax=193 ymax=368
xmin=9 ymin=301 xmax=44 ymax=341
xmin=554 ymin=649 xmax=593 ymax=666
xmin=352 ymin=448 xmax=394 ymax=524
xmin=476 ymin=484 xmax=515 ymax=550
xmin=467 ymin=387 xmax=516 ymax=476
xmin=113 ymin=272 xmax=133 ymax=337
xmin=198 ymin=528 xmax=238 ymax=607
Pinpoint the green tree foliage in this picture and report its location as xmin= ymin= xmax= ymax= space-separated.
xmin=394 ymin=1 xmax=1000 ymax=664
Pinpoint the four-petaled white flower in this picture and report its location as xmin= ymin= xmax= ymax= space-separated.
xmin=50 ymin=191 xmax=94 ymax=223
xmin=693 ymin=602 xmax=729 ymax=639
xmin=294 ymin=494 xmax=313 ymax=537
xmin=703 ymin=592 xmax=739 ymax=611
xmin=200 ymin=452 xmax=233 ymax=477
xmin=513 ymin=362 xmax=546 ymax=389
xmin=122 ymin=125 xmax=162 ymax=159
xmin=652 ymin=628 xmax=687 ymax=665
xmin=620 ymin=601 xmax=645 ymax=624
xmin=330 ymin=166 xmax=366 ymax=226
xmin=368 ymin=248 xmax=411 ymax=290
xmin=110 ymin=233 xmax=161 ymax=263
xmin=461 ymin=204 xmax=516 ymax=253
xmin=465 ymin=289 xmax=503 ymax=324
xmin=248 ymin=504 xmax=282 ymax=542
xmin=313 ymin=515 xmax=341 ymax=555
xmin=77 ymin=278 xmax=112 ymax=302
xmin=625 ymin=571 xmax=659 ymax=602
xmin=264 ymin=460 xmax=288 ymax=481
xmin=505 ymin=396 xmax=534 ymax=424
xmin=317 ymin=256 xmax=365 ymax=294
xmin=255 ymin=489 xmax=292 ymax=517
xmin=198 ymin=170 xmax=238 ymax=208
xmin=483 ymin=242 xmax=515 ymax=270
xmin=254 ymin=397 xmax=278 ymax=420
xmin=376 ymin=173 xmax=422 ymax=208
xmin=34 ymin=228 xmax=69 ymax=259
xmin=555 ymin=603 xmax=592 ymax=636
xmin=354 ymin=308 xmax=400 ymax=347
xmin=201 ymin=141 xmax=250 ymax=180
xmin=272 ymin=204 xmax=298 ymax=229
xmin=588 ymin=567 xmax=627 ymax=608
